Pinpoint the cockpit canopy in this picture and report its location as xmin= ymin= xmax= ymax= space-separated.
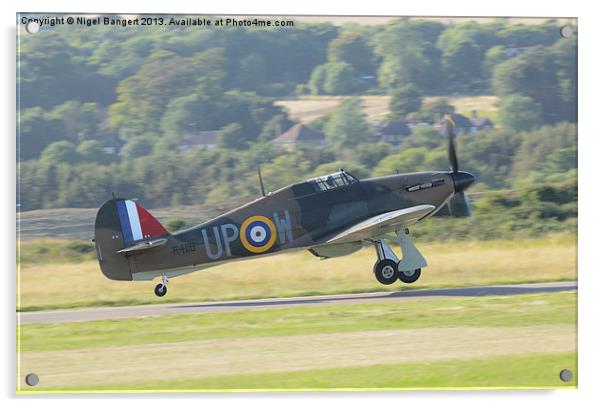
xmin=307 ymin=170 xmax=359 ymax=192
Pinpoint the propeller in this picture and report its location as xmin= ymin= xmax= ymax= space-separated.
xmin=445 ymin=115 xmax=459 ymax=173
xmin=444 ymin=114 xmax=475 ymax=218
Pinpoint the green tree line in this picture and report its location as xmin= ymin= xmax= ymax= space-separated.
xmin=17 ymin=16 xmax=576 ymax=211
xmin=18 ymin=121 xmax=576 ymax=211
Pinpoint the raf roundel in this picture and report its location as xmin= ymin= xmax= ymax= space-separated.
xmin=240 ymin=215 xmax=277 ymax=253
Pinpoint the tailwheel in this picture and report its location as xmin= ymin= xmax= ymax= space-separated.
xmin=398 ymin=268 xmax=421 ymax=284
xmin=154 ymin=273 xmax=169 ymax=297
xmin=373 ymin=259 xmax=399 ymax=285
xmin=154 ymin=283 xmax=167 ymax=297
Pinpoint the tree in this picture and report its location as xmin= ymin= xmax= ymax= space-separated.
xmin=497 ymin=22 xmax=559 ymax=48
xmin=436 ymin=22 xmax=501 ymax=92
xmin=375 ymin=19 xmax=441 ymax=93
xmin=352 ymin=143 xmax=391 ymax=168
xmin=217 ymin=123 xmax=246 ymax=150
xmin=552 ymin=37 xmax=577 ymax=123
xmin=441 ymin=39 xmax=482 ymax=90
xmin=498 ymin=95 xmax=542 ymax=132
xmin=18 ymin=107 xmax=65 ymax=161
xmin=411 ymin=20 xmax=446 ymax=43
xmin=160 ymin=93 xmax=222 ymax=138
xmin=308 ymin=64 xmax=328 ymax=95
xmin=511 ymin=122 xmax=576 ymax=178
xmin=373 ymin=147 xmax=447 ymax=176
xmin=109 ymin=48 xmax=227 ymax=139
xmin=258 ymin=114 xmax=294 ymax=142
xmin=237 ymin=53 xmax=267 ymax=90
xmin=120 ymin=137 xmax=154 ymax=159
xmin=327 ymin=32 xmax=375 ymax=76
xmin=19 ymin=32 xmax=114 ymax=109
xmin=323 ymin=62 xmax=362 ymax=95
xmin=40 ymin=141 xmax=78 ymax=164
xmin=77 ymin=140 xmax=110 ymax=164
xmin=389 ymin=84 xmax=422 ymax=118
xmin=412 ymin=98 xmax=455 ymax=123
xmin=482 ymin=45 xmax=509 ymax=81
xmin=493 ymin=46 xmax=574 ymax=124
xmin=410 ymin=128 xmax=444 ymax=149
xmin=49 ymin=101 xmax=101 ymax=143
xmin=324 ymin=99 xmax=375 ymax=149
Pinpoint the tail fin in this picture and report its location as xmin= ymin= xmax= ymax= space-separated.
xmin=94 ymin=198 xmax=169 ymax=281
xmin=115 ymin=199 xmax=169 ymax=243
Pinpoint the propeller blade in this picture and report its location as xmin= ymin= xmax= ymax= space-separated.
xmin=461 ymin=191 xmax=475 ymax=221
xmin=445 ymin=115 xmax=459 ymax=173
xmin=446 ymin=190 xmax=472 ymax=218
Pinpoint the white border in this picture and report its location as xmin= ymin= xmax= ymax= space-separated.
xmin=4 ymin=1 xmax=600 ymax=406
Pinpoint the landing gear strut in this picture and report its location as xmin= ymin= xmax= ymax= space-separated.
xmin=154 ymin=273 xmax=168 ymax=297
xmin=372 ymin=228 xmax=427 ymax=285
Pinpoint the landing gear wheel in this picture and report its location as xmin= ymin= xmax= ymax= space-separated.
xmin=154 ymin=283 xmax=167 ymax=297
xmin=398 ymin=268 xmax=421 ymax=284
xmin=373 ymin=259 xmax=399 ymax=285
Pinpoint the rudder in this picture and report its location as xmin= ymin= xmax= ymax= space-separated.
xmin=94 ymin=198 xmax=169 ymax=281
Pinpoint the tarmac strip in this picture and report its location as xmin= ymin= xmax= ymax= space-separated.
xmin=17 ymin=281 xmax=576 ymax=325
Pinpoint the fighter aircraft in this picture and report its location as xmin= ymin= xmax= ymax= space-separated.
xmin=94 ymin=117 xmax=475 ymax=297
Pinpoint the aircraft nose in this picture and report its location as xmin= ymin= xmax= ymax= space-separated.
xmin=451 ymin=171 xmax=475 ymax=192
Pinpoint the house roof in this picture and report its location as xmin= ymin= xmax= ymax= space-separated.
xmin=273 ymin=124 xmax=324 ymax=144
xmin=379 ymin=120 xmax=412 ymax=136
xmin=443 ymin=113 xmax=473 ymax=129
xmin=181 ymin=131 xmax=220 ymax=146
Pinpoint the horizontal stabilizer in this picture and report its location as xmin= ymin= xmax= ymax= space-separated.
xmin=117 ymin=238 xmax=168 ymax=253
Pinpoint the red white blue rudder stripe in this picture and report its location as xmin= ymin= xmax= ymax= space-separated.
xmin=116 ymin=199 xmax=168 ymax=244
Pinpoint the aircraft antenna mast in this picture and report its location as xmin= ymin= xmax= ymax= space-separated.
xmin=257 ymin=166 xmax=266 ymax=197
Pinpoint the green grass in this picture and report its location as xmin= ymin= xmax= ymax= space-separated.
xmin=18 ymin=292 xmax=576 ymax=392
xmin=19 ymin=292 xmax=576 ymax=353
xmin=64 ymin=352 xmax=576 ymax=391
xmin=17 ymin=235 xmax=576 ymax=312
xmin=18 ymin=239 xmax=96 ymax=264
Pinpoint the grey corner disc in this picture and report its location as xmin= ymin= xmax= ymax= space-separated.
xmin=560 ymin=25 xmax=573 ymax=38
xmin=25 ymin=21 xmax=40 ymax=34
xmin=559 ymin=369 xmax=573 ymax=382
xmin=25 ymin=373 xmax=39 ymax=386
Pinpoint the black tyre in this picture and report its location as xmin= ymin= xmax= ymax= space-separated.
xmin=398 ymin=268 xmax=421 ymax=283
xmin=154 ymin=283 xmax=167 ymax=297
xmin=373 ymin=259 xmax=399 ymax=285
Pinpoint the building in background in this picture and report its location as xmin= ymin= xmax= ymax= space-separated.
xmin=377 ymin=120 xmax=413 ymax=146
xmin=272 ymin=123 xmax=326 ymax=149
xmin=178 ymin=131 xmax=221 ymax=151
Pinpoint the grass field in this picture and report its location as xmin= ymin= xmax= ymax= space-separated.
xmin=17 ymin=291 xmax=577 ymax=391
xmin=17 ymin=234 xmax=576 ymax=311
xmin=275 ymin=95 xmax=499 ymax=124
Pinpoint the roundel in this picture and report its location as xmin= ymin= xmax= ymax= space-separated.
xmin=240 ymin=215 xmax=277 ymax=253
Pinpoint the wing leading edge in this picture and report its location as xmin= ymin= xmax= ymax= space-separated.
xmin=324 ymin=204 xmax=435 ymax=245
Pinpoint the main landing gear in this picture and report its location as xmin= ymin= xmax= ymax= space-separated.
xmin=154 ymin=273 xmax=169 ymax=297
xmin=372 ymin=229 xmax=426 ymax=285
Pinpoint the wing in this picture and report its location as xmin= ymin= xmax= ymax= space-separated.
xmin=324 ymin=204 xmax=435 ymax=245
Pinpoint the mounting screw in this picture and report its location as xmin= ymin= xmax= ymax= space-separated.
xmin=560 ymin=25 xmax=573 ymax=38
xmin=25 ymin=373 xmax=39 ymax=386
xmin=25 ymin=21 xmax=40 ymax=34
xmin=559 ymin=369 xmax=573 ymax=382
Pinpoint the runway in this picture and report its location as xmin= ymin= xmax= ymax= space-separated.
xmin=18 ymin=281 xmax=576 ymax=325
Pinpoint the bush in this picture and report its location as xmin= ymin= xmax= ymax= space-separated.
xmin=165 ymin=217 xmax=190 ymax=232
xmin=66 ymin=241 xmax=95 ymax=254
